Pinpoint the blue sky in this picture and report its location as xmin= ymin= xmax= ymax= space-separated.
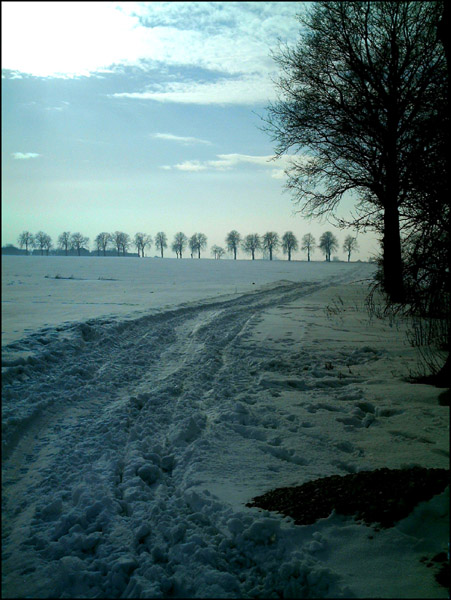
xmin=2 ymin=1 xmax=378 ymax=260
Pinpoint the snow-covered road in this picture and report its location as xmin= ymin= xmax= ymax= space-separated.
xmin=2 ymin=263 xmax=448 ymax=598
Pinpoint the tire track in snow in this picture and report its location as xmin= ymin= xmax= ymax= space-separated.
xmin=2 ymin=269 xmax=365 ymax=598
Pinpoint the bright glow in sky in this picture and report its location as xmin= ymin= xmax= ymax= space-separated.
xmin=2 ymin=1 xmax=379 ymax=260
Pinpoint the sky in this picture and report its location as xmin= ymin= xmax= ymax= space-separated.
xmin=1 ymin=1 xmax=379 ymax=260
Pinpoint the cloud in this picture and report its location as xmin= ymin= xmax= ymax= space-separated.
xmin=2 ymin=2 xmax=148 ymax=78
xmin=270 ymin=169 xmax=287 ymax=180
xmin=152 ymin=133 xmax=212 ymax=145
xmin=2 ymin=2 xmax=302 ymax=82
xmin=172 ymin=160 xmax=208 ymax=172
xmin=163 ymin=153 xmax=296 ymax=177
xmin=45 ymin=101 xmax=70 ymax=112
xmin=11 ymin=152 xmax=41 ymax=160
xmin=113 ymin=75 xmax=277 ymax=105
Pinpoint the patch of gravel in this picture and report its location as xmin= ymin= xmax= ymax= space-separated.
xmin=246 ymin=467 xmax=449 ymax=529
xmin=247 ymin=467 xmax=450 ymax=589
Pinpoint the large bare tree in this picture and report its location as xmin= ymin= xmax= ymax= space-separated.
xmin=266 ymin=1 xmax=446 ymax=301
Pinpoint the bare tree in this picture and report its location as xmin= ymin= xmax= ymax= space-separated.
xmin=58 ymin=232 xmax=71 ymax=256
xmin=189 ymin=236 xmax=195 ymax=258
xmin=142 ymin=234 xmax=152 ymax=257
xmin=134 ymin=233 xmax=152 ymax=258
xmin=242 ymin=234 xmax=261 ymax=260
xmin=319 ymin=231 xmax=339 ymax=262
xmin=266 ymin=1 xmax=446 ymax=302
xmin=95 ymin=232 xmax=111 ymax=256
xmin=134 ymin=233 xmax=143 ymax=258
xmin=18 ymin=231 xmax=34 ymax=255
xmin=155 ymin=232 xmax=167 ymax=258
xmin=262 ymin=232 xmax=280 ymax=261
xmin=43 ymin=235 xmax=53 ymax=256
xmin=33 ymin=231 xmax=51 ymax=256
xmin=211 ymin=245 xmax=225 ymax=259
xmin=343 ymin=235 xmax=359 ymax=262
xmin=172 ymin=232 xmax=187 ymax=258
xmin=111 ymin=231 xmax=126 ymax=256
xmin=189 ymin=233 xmax=208 ymax=258
xmin=171 ymin=241 xmax=179 ymax=259
xmin=282 ymin=231 xmax=299 ymax=261
xmin=120 ymin=233 xmax=131 ymax=256
xmin=70 ymin=232 xmax=89 ymax=256
xmin=226 ymin=230 xmax=241 ymax=260
xmin=301 ymin=233 xmax=316 ymax=262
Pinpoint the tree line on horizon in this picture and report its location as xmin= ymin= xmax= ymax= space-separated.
xmin=14 ymin=229 xmax=360 ymax=262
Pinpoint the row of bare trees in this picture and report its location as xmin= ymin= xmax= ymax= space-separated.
xmin=17 ymin=231 xmax=92 ymax=256
xmin=17 ymin=231 xmax=159 ymax=257
xmin=18 ymin=229 xmax=359 ymax=261
xmin=223 ymin=230 xmax=358 ymax=261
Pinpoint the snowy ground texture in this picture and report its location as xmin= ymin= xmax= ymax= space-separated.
xmin=2 ymin=256 xmax=449 ymax=599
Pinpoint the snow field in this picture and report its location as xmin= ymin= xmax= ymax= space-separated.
xmin=1 ymin=255 xmax=360 ymax=347
xmin=2 ymin=258 xmax=449 ymax=598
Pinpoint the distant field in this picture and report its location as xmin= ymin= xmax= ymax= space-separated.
xmin=1 ymin=255 xmax=374 ymax=346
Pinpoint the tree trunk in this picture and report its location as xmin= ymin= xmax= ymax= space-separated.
xmin=381 ymin=52 xmax=405 ymax=302
xmin=435 ymin=353 xmax=451 ymax=387
xmin=288 ymin=249 xmax=291 ymax=261
xmin=382 ymin=199 xmax=405 ymax=302
xmin=437 ymin=3 xmax=451 ymax=389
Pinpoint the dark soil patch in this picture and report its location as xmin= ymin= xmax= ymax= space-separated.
xmin=246 ymin=466 xmax=449 ymax=529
